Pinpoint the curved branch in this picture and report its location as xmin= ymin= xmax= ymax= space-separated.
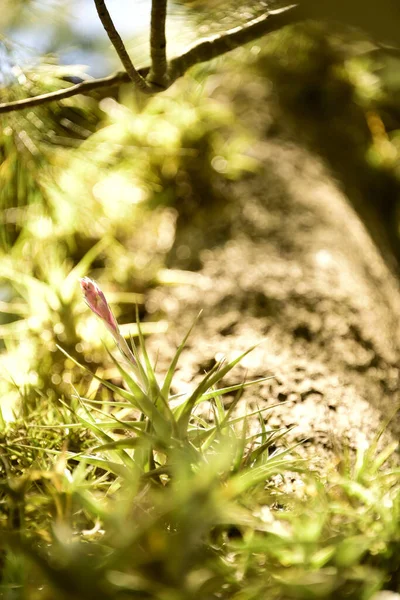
xmin=0 ymin=5 xmax=301 ymax=115
xmin=93 ymin=0 xmax=151 ymax=92
xmin=168 ymin=5 xmax=300 ymax=84
xmin=0 ymin=71 xmax=134 ymax=113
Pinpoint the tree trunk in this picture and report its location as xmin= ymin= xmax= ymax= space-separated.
xmin=147 ymin=64 xmax=400 ymax=463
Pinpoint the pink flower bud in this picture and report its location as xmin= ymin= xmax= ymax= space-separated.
xmin=80 ymin=277 xmax=139 ymax=375
xmin=80 ymin=277 xmax=118 ymax=333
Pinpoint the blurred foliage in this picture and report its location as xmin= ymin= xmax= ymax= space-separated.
xmin=0 ymin=64 xmax=256 ymax=415
xmin=298 ymin=0 xmax=400 ymax=48
xmin=0 ymin=0 xmax=63 ymax=31
xmin=0 ymin=66 xmax=100 ymax=247
xmin=243 ymin=22 xmax=400 ymax=263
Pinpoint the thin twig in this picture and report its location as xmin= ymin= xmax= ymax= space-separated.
xmin=149 ymin=0 xmax=169 ymax=87
xmin=0 ymin=5 xmax=301 ymax=115
xmin=93 ymin=0 xmax=151 ymax=92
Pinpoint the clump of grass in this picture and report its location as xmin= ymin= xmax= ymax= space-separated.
xmin=0 ymin=280 xmax=398 ymax=600
xmin=0 ymin=278 xmax=298 ymax=599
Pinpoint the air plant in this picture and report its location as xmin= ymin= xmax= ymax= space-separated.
xmin=80 ymin=276 xmax=141 ymax=380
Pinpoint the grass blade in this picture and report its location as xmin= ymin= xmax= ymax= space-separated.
xmin=161 ymin=312 xmax=201 ymax=398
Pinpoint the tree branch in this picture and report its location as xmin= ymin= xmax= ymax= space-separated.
xmin=93 ymin=0 xmax=151 ymax=92
xmin=167 ymin=5 xmax=300 ymax=84
xmin=0 ymin=5 xmax=301 ymax=115
xmin=149 ymin=0 xmax=169 ymax=88
xmin=0 ymin=71 xmax=134 ymax=114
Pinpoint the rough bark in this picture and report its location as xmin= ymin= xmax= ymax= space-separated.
xmin=146 ymin=69 xmax=400 ymax=465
